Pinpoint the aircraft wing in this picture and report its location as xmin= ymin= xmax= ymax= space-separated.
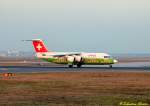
xmin=49 ymin=53 xmax=81 ymax=57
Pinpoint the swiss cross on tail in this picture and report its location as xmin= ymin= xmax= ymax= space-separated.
xmin=32 ymin=39 xmax=48 ymax=52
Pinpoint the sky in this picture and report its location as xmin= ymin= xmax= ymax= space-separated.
xmin=0 ymin=0 xmax=150 ymax=53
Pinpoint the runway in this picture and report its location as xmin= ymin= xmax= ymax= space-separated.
xmin=0 ymin=62 xmax=150 ymax=73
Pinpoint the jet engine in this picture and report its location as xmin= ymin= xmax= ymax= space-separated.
xmin=74 ymin=56 xmax=82 ymax=62
xmin=67 ymin=56 xmax=75 ymax=63
xmin=66 ymin=56 xmax=82 ymax=68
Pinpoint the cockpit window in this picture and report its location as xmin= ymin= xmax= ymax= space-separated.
xmin=104 ymin=56 xmax=110 ymax=58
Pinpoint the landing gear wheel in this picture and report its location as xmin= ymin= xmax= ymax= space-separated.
xmin=77 ymin=64 xmax=82 ymax=68
xmin=68 ymin=65 xmax=73 ymax=68
xmin=109 ymin=65 xmax=112 ymax=68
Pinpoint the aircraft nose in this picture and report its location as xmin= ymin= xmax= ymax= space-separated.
xmin=113 ymin=59 xmax=118 ymax=63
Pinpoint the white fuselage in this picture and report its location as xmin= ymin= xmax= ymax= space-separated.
xmin=36 ymin=52 xmax=111 ymax=59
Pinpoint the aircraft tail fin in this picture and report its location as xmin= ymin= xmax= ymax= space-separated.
xmin=32 ymin=39 xmax=49 ymax=53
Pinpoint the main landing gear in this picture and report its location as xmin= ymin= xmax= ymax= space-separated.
xmin=68 ymin=65 xmax=73 ymax=68
xmin=77 ymin=64 xmax=82 ymax=68
xmin=68 ymin=64 xmax=82 ymax=68
xmin=109 ymin=65 xmax=112 ymax=68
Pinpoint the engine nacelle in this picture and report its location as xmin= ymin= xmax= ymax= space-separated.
xmin=74 ymin=56 xmax=82 ymax=62
xmin=67 ymin=56 xmax=75 ymax=63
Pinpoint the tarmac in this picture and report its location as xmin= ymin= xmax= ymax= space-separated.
xmin=0 ymin=57 xmax=150 ymax=106
xmin=0 ymin=62 xmax=150 ymax=73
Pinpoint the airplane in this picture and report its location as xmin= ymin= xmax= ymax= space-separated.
xmin=27 ymin=39 xmax=118 ymax=68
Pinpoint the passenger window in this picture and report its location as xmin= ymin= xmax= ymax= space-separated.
xmin=104 ymin=56 xmax=110 ymax=58
xmin=42 ymin=54 xmax=46 ymax=56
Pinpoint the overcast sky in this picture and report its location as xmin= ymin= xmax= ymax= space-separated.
xmin=0 ymin=0 xmax=150 ymax=53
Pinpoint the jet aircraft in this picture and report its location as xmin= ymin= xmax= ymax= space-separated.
xmin=28 ymin=39 xmax=118 ymax=68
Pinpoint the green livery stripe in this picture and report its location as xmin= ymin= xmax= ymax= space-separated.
xmin=42 ymin=58 xmax=68 ymax=64
xmin=42 ymin=57 xmax=114 ymax=65
xmin=82 ymin=58 xmax=114 ymax=65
